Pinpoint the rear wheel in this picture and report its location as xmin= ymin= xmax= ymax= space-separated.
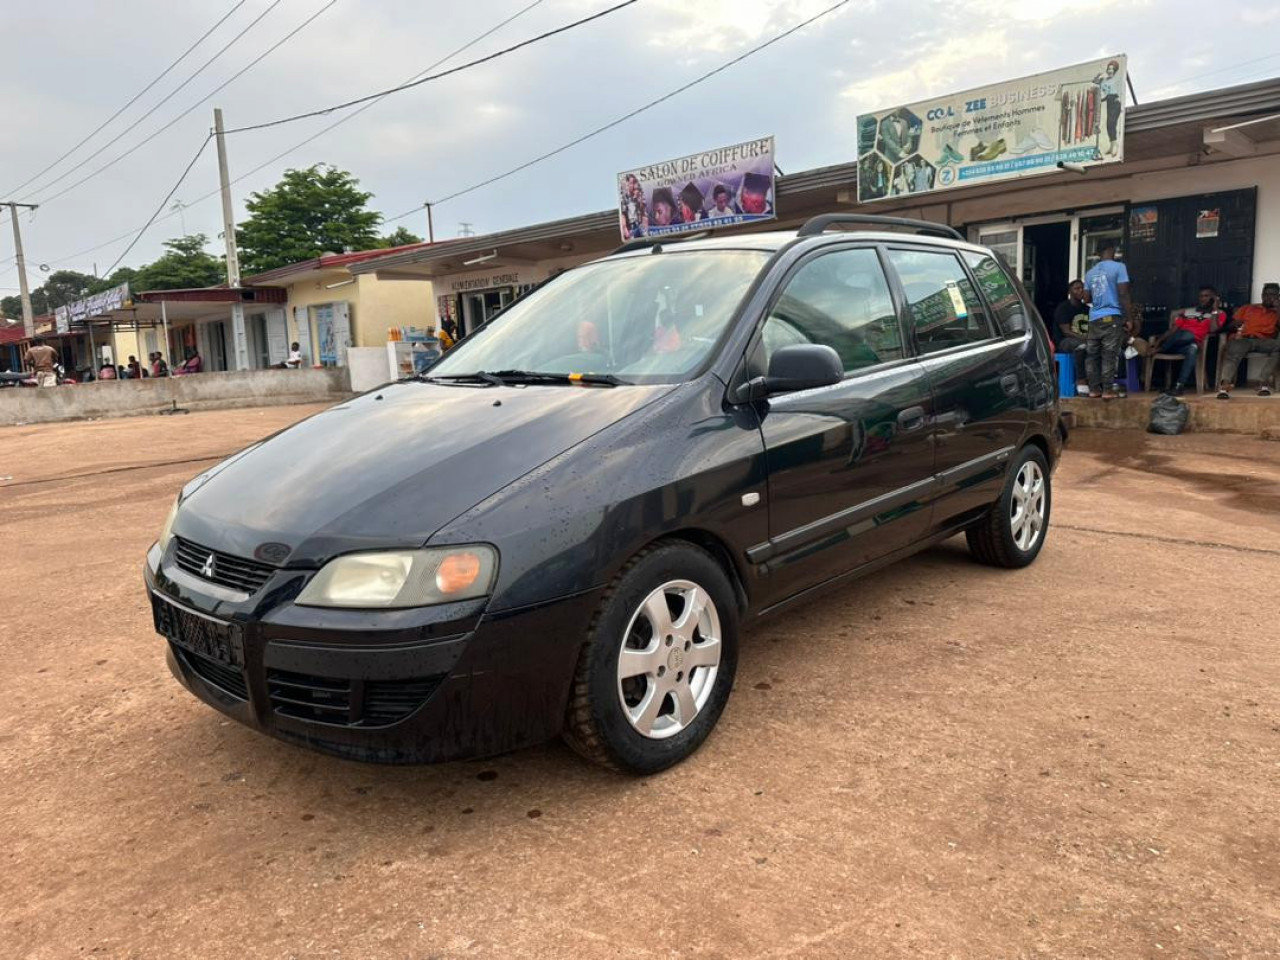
xmin=563 ymin=541 xmax=739 ymax=774
xmin=966 ymin=445 xmax=1051 ymax=568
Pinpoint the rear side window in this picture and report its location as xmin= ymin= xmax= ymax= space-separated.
xmin=886 ymin=249 xmax=995 ymax=354
xmin=762 ymin=248 xmax=903 ymax=374
xmin=963 ymin=251 xmax=1029 ymax=336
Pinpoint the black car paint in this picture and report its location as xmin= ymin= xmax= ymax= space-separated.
xmin=148 ymin=230 xmax=1063 ymax=763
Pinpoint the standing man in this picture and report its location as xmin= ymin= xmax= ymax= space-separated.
xmin=1217 ymin=281 xmax=1280 ymax=398
xmin=1083 ymin=240 xmax=1131 ymax=399
xmin=1152 ymin=286 xmax=1226 ymax=395
xmin=23 ymin=337 xmax=58 ymax=388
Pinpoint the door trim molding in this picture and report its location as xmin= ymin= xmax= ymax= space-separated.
xmin=746 ymin=475 xmax=941 ymax=565
xmin=747 ymin=443 xmax=1016 ymax=566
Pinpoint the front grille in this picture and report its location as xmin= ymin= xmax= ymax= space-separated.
xmin=267 ymin=668 xmax=444 ymax=727
xmin=175 ymin=644 xmax=249 ymax=701
xmin=174 ymin=537 xmax=275 ymax=594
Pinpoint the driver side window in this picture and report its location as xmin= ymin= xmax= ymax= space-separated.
xmin=761 ymin=248 xmax=903 ymax=375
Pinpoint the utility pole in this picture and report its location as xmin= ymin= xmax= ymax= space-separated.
xmin=214 ymin=108 xmax=249 ymax=371
xmin=425 ymin=202 xmax=435 ymax=244
xmin=2 ymin=201 xmax=39 ymax=339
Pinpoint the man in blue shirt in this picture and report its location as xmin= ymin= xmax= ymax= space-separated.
xmin=1084 ymin=240 xmax=1131 ymax=398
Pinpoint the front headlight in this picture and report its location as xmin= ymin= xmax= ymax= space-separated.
xmin=157 ymin=497 xmax=180 ymax=552
xmin=296 ymin=545 xmax=498 ymax=609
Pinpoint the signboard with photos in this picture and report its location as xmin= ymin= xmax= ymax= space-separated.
xmin=856 ymin=56 xmax=1127 ymax=203
xmin=618 ymin=136 xmax=776 ymax=241
xmin=54 ymin=282 xmax=133 ymax=335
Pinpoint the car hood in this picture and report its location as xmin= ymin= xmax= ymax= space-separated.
xmin=173 ymin=380 xmax=676 ymax=565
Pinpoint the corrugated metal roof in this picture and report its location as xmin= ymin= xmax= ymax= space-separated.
xmin=1127 ymin=76 xmax=1280 ymax=132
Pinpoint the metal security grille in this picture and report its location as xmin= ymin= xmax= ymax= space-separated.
xmin=174 ymin=537 xmax=275 ymax=594
xmin=174 ymin=645 xmax=249 ymax=701
xmin=266 ymin=668 xmax=445 ymax=728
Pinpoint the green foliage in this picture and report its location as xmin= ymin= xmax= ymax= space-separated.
xmin=132 ymin=235 xmax=224 ymax=291
xmin=237 ymin=164 xmax=383 ymax=274
xmin=379 ymin=226 xmax=423 ymax=248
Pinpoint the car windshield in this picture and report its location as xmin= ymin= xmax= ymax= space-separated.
xmin=429 ymin=250 xmax=771 ymax=383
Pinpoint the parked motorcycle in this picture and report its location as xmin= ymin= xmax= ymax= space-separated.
xmin=0 ymin=364 xmax=77 ymax=387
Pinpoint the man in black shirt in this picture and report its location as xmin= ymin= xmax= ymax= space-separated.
xmin=1053 ymin=279 xmax=1090 ymax=374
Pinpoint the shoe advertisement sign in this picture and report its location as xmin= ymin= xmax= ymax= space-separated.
xmin=618 ymin=136 xmax=776 ymax=241
xmin=856 ymin=56 xmax=1126 ymax=203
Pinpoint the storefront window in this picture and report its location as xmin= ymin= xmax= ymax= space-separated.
xmin=1078 ymin=212 xmax=1125 ymax=275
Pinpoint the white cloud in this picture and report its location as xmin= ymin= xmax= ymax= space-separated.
xmin=1241 ymin=5 xmax=1280 ymax=23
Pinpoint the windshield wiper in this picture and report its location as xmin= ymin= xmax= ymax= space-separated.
xmin=486 ymin=369 xmax=623 ymax=387
xmin=416 ymin=371 xmax=506 ymax=386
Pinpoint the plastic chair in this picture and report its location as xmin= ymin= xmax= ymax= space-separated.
xmin=1145 ymin=310 xmax=1209 ymax=394
xmin=1055 ymin=353 xmax=1075 ymax=398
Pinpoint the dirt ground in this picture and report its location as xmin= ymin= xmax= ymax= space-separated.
xmin=2 ymin=406 xmax=1279 ymax=960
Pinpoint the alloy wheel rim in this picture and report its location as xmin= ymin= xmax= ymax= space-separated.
xmin=1010 ymin=460 xmax=1046 ymax=552
xmin=616 ymin=579 xmax=722 ymax=740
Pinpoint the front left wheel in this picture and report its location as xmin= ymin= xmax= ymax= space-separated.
xmin=563 ymin=541 xmax=739 ymax=774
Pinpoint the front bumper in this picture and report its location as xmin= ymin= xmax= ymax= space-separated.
xmin=145 ymin=553 xmax=601 ymax=764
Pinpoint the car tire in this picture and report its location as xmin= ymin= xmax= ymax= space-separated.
xmin=966 ymin=444 xmax=1052 ymax=569
xmin=563 ymin=540 xmax=739 ymax=774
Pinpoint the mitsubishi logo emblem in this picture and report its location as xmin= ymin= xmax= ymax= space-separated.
xmin=200 ymin=553 xmax=216 ymax=579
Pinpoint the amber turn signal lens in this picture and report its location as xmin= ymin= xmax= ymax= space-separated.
xmin=436 ymin=552 xmax=483 ymax=594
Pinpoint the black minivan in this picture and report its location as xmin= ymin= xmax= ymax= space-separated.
xmin=145 ymin=215 xmax=1063 ymax=773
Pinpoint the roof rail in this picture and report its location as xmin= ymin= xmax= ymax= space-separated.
xmin=796 ymin=214 xmax=963 ymax=241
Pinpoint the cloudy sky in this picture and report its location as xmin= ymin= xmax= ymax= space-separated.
xmin=1 ymin=0 xmax=1277 ymax=291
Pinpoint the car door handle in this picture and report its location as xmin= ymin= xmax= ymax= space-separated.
xmin=897 ymin=406 xmax=926 ymax=431
xmin=1000 ymin=374 xmax=1020 ymax=395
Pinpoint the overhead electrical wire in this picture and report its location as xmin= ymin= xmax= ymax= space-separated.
xmin=20 ymin=0 xmax=549 ymax=273
xmin=384 ymin=0 xmax=853 ymax=221
xmin=21 ymin=0 xmax=288 ymax=203
xmin=1 ymin=1 xmax=249 ymax=198
xmin=221 ymin=0 xmax=639 ymax=135
xmin=101 ymin=135 xmax=215 ymax=278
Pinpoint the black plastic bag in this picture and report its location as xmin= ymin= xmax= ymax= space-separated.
xmin=1148 ymin=394 xmax=1189 ymax=435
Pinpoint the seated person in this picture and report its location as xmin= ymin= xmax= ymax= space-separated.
xmin=1217 ymin=281 xmax=1279 ymax=399
xmin=1053 ymin=279 xmax=1090 ymax=374
xmin=1151 ymin=285 xmax=1225 ymax=395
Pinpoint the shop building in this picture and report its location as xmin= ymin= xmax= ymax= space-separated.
xmin=354 ymin=77 xmax=1280 ymax=350
xmin=241 ymin=244 xmax=436 ymax=367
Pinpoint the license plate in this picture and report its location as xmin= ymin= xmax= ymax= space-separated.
xmin=153 ymin=596 xmax=244 ymax=668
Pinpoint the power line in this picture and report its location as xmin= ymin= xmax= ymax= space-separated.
xmin=20 ymin=0 xmax=549 ymax=272
xmin=1147 ymin=52 xmax=1280 ymax=99
xmin=102 ymin=136 xmax=215 ymax=278
xmin=21 ymin=0 xmax=288 ymax=203
xmin=222 ymin=0 xmax=639 ymax=135
xmin=1 ymin=1 xmax=249 ymax=198
xmin=25 ymin=0 xmax=337 ymax=213
xmin=387 ymin=0 xmax=852 ymax=219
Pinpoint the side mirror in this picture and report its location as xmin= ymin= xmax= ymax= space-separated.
xmin=1005 ymin=308 xmax=1029 ymax=334
xmin=736 ymin=344 xmax=843 ymax=401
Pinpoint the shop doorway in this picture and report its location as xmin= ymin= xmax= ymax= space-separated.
xmin=972 ymin=207 xmax=1125 ymax=328
xmin=1022 ymin=222 xmax=1071 ymax=323
xmin=460 ymin=289 xmax=516 ymax=335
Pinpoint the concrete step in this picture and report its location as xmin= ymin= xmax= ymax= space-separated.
xmin=1063 ymin=392 xmax=1280 ymax=437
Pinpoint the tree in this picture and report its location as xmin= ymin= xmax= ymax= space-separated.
xmin=2 ymin=269 xmax=95 ymax=318
xmin=379 ymin=226 xmax=423 ymax=248
xmin=237 ymin=164 xmax=383 ymax=274
xmin=132 ymin=235 xmax=224 ymax=291
xmin=90 ymin=266 xmax=140 ymax=294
